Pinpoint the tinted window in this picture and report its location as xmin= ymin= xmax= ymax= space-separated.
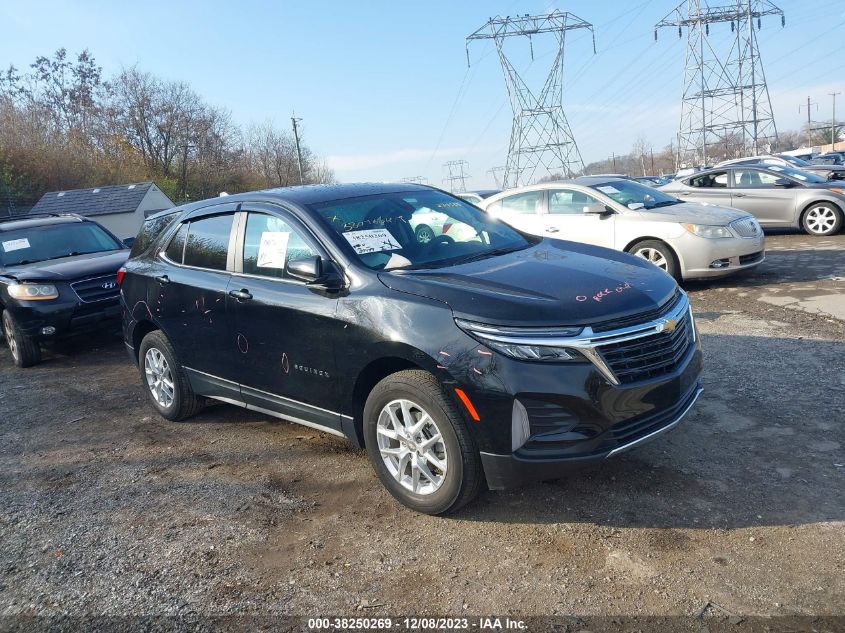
xmin=549 ymin=189 xmax=602 ymax=214
xmin=0 ymin=222 xmax=123 ymax=267
xmin=498 ymin=191 xmax=542 ymax=215
xmin=164 ymin=223 xmax=188 ymax=263
xmin=183 ymin=214 xmax=234 ymax=271
xmin=243 ymin=213 xmax=316 ymax=279
xmin=688 ymin=171 xmax=728 ymax=188
xmin=130 ymin=212 xmax=179 ymax=258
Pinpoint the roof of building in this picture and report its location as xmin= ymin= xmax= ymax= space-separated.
xmin=29 ymin=182 xmax=166 ymax=217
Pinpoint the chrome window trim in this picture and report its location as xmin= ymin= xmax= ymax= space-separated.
xmin=457 ymin=291 xmax=694 ymax=386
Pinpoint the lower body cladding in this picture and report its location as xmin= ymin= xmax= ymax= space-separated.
xmin=463 ymin=332 xmax=703 ymax=491
xmin=10 ymin=299 xmax=122 ymax=341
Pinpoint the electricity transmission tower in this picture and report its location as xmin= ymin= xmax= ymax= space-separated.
xmin=467 ymin=11 xmax=595 ymax=188
xmin=401 ymin=176 xmax=429 ymax=185
xmin=487 ymin=166 xmax=506 ymax=188
xmin=656 ymin=0 xmax=784 ymax=168
xmin=442 ymin=160 xmax=470 ymax=192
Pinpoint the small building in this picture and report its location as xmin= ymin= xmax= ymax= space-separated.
xmin=29 ymin=182 xmax=175 ymax=239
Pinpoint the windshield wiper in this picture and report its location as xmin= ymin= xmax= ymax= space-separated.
xmin=650 ymin=200 xmax=682 ymax=208
xmin=441 ymin=244 xmax=529 ymax=266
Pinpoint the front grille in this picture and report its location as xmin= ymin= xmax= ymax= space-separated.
xmin=597 ymin=311 xmax=694 ymax=384
xmin=739 ymin=251 xmax=764 ymax=265
xmin=71 ymin=274 xmax=119 ymax=303
xmin=731 ymin=217 xmax=761 ymax=238
xmin=591 ymin=289 xmax=681 ymax=333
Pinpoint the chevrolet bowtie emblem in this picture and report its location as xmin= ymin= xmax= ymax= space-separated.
xmin=663 ymin=318 xmax=678 ymax=332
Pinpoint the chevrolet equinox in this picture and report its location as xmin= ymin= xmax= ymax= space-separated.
xmin=120 ymin=183 xmax=703 ymax=514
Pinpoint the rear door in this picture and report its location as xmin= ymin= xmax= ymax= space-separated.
xmin=675 ymin=170 xmax=733 ymax=206
xmin=484 ymin=190 xmax=547 ymax=235
xmin=729 ymin=168 xmax=797 ymax=225
xmin=228 ymin=204 xmax=343 ymax=434
xmin=153 ymin=207 xmax=241 ymax=393
xmin=545 ymin=188 xmax=615 ymax=247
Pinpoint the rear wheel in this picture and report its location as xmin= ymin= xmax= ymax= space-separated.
xmin=363 ymin=370 xmax=483 ymax=515
xmin=138 ymin=330 xmax=203 ymax=421
xmin=802 ymin=203 xmax=842 ymax=236
xmin=2 ymin=310 xmax=41 ymax=368
xmin=628 ymin=239 xmax=680 ymax=280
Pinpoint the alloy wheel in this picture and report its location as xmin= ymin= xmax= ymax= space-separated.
xmin=144 ymin=347 xmax=175 ymax=408
xmin=376 ymin=399 xmax=448 ymax=495
xmin=634 ymin=247 xmax=669 ymax=271
xmin=805 ymin=206 xmax=837 ymax=235
xmin=3 ymin=313 xmax=19 ymax=362
xmin=416 ymin=226 xmax=435 ymax=244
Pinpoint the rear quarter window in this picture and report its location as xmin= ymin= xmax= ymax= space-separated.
xmin=130 ymin=212 xmax=179 ymax=258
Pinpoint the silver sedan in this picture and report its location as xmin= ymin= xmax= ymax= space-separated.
xmin=660 ymin=164 xmax=845 ymax=236
xmin=477 ymin=177 xmax=765 ymax=281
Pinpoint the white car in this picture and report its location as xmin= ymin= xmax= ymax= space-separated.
xmin=409 ymin=207 xmax=479 ymax=244
xmin=477 ymin=177 xmax=765 ymax=280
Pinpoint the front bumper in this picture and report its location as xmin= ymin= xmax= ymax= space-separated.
xmin=8 ymin=299 xmax=121 ymax=340
xmin=677 ymin=232 xmax=765 ymax=279
xmin=480 ymin=382 xmax=702 ymax=489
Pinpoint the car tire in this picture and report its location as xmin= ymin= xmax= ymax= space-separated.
xmin=628 ymin=239 xmax=680 ymax=280
xmin=415 ymin=225 xmax=436 ymax=244
xmin=801 ymin=203 xmax=842 ymax=236
xmin=2 ymin=310 xmax=41 ymax=368
xmin=363 ymin=370 xmax=483 ymax=515
xmin=138 ymin=330 xmax=203 ymax=422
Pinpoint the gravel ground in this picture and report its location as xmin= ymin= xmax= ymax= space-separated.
xmin=0 ymin=232 xmax=843 ymax=631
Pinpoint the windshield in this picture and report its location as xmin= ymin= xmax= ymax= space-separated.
xmin=588 ymin=180 xmax=681 ymax=209
xmin=764 ymin=164 xmax=829 ymax=183
xmin=310 ymin=190 xmax=533 ymax=270
xmin=0 ymin=222 xmax=124 ymax=266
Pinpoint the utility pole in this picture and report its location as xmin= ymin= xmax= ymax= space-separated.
xmin=656 ymin=0 xmax=784 ymax=169
xmin=467 ymin=11 xmax=596 ymax=186
xmin=830 ymin=92 xmax=842 ymax=148
xmin=799 ymin=97 xmax=817 ymax=147
xmin=442 ymin=160 xmax=470 ymax=192
xmin=611 ymin=152 xmax=617 ymax=172
xmin=650 ymin=148 xmax=655 ymax=175
xmin=291 ymin=114 xmax=305 ymax=185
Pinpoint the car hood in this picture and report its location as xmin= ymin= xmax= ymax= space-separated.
xmin=378 ymin=240 xmax=678 ymax=327
xmin=2 ymin=250 xmax=128 ymax=282
xmin=635 ymin=201 xmax=749 ymax=224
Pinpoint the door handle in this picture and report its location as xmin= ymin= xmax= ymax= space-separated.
xmin=545 ymin=226 xmax=560 ymax=233
xmin=155 ymin=275 xmax=169 ymax=284
xmin=734 ymin=193 xmax=747 ymax=198
xmin=228 ymin=289 xmax=253 ymax=301
xmin=679 ymin=191 xmax=692 ymax=196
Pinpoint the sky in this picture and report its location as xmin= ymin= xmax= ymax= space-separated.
xmin=1 ymin=0 xmax=844 ymax=190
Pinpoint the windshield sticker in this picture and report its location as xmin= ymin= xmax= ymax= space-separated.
xmin=256 ymin=231 xmax=290 ymax=269
xmin=596 ymin=185 xmax=620 ymax=194
xmin=2 ymin=238 xmax=30 ymax=252
xmin=343 ymin=229 xmax=401 ymax=255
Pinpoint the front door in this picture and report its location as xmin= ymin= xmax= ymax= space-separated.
xmin=546 ymin=188 xmax=616 ymax=247
xmin=729 ymin=168 xmax=797 ymax=226
xmin=229 ymin=206 xmax=343 ymax=434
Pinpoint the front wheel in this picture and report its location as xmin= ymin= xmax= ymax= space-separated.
xmin=2 ymin=310 xmax=41 ymax=368
xmin=628 ymin=239 xmax=680 ymax=280
xmin=363 ymin=370 xmax=483 ymax=515
xmin=802 ymin=203 xmax=842 ymax=236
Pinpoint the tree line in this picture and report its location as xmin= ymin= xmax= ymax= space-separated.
xmin=0 ymin=49 xmax=333 ymax=213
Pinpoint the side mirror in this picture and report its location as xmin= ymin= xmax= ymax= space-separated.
xmin=774 ymin=178 xmax=795 ymax=188
xmin=123 ymin=237 xmax=135 ymax=248
xmin=583 ymin=203 xmax=612 ymax=214
xmin=627 ymin=202 xmax=646 ymax=210
xmin=286 ymin=256 xmax=346 ymax=291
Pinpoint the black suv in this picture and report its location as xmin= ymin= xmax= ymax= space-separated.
xmin=121 ymin=184 xmax=703 ymax=514
xmin=1 ymin=214 xmax=129 ymax=367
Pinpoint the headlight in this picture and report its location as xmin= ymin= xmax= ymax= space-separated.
xmin=8 ymin=283 xmax=59 ymax=300
xmin=681 ymin=223 xmax=732 ymax=238
xmin=455 ymin=318 xmax=583 ymax=362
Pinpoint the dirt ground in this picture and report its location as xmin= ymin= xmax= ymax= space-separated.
xmin=1 ymin=232 xmax=843 ymax=631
